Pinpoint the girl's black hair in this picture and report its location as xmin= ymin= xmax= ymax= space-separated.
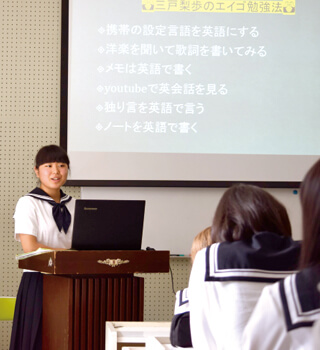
xmin=211 ymin=183 xmax=292 ymax=243
xmin=35 ymin=145 xmax=70 ymax=168
xmin=299 ymin=158 xmax=320 ymax=268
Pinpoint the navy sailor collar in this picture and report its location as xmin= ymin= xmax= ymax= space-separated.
xmin=279 ymin=265 xmax=320 ymax=331
xmin=26 ymin=187 xmax=72 ymax=233
xmin=27 ymin=187 xmax=72 ymax=204
xmin=205 ymin=232 xmax=301 ymax=283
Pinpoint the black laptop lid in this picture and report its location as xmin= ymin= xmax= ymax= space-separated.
xmin=71 ymin=199 xmax=145 ymax=250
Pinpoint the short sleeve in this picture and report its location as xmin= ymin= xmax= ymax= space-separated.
xmin=13 ymin=196 xmax=39 ymax=241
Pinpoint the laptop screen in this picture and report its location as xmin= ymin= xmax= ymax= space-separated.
xmin=71 ymin=199 xmax=145 ymax=250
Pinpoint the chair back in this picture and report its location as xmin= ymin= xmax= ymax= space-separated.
xmin=0 ymin=297 xmax=16 ymax=321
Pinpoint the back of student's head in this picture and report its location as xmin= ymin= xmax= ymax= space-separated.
xmin=190 ymin=226 xmax=213 ymax=264
xmin=212 ymin=183 xmax=292 ymax=243
xmin=299 ymin=158 xmax=320 ymax=269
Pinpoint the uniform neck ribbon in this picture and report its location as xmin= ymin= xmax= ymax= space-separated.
xmin=26 ymin=187 xmax=72 ymax=234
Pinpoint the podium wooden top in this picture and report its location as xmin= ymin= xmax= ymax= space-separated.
xmin=18 ymin=250 xmax=170 ymax=276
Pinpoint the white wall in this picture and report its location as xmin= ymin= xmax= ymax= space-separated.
xmin=82 ymin=187 xmax=302 ymax=255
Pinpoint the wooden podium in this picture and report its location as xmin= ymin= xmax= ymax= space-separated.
xmin=18 ymin=250 xmax=170 ymax=350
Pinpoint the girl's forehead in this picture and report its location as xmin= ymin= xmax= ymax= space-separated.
xmin=42 ymin=161 xmax=66 ymax=163
xmin=40 ymin=161 xmax=68 ymax=164
xmin=37 ymin=161 xmax=69 ymax=168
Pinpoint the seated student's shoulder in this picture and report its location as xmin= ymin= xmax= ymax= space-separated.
xmin=191 ymin=245 xmax=210 ymax=271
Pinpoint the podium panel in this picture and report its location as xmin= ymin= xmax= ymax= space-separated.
xmin=18 ymin=250 xmax=169 ymax=350
xmin=43 ymin=275 xmax=144 ymax=350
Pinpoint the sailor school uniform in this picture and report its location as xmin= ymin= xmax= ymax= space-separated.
xmin=188 ymin=232 xmax=301 ymax=350
xmin=242 ymin=264 xmax=320 ymax=350
xmin=170 ymin=288 xmax=193 ymax=348
xmin=14 ymin=187 xmax=75 ymax=250
xmin=174 ymin=288 xmax=190 ymax=315
xmin=10 ymin=188 xmax=75 ymax=350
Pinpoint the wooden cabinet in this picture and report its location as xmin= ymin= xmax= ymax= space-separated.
xmin=18 ymin=250 xmax=170 ymax=350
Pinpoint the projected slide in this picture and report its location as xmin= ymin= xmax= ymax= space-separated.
xmin=63 ymin=0 xmax=320 ymax=183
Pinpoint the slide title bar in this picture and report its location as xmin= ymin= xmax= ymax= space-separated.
xmin=142 ymin=0 xmax=296 ymax=15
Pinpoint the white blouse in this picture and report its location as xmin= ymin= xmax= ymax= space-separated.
xmin=188 ymin=233 xmax=300 ymax=350
xmin=242 ymin=269 xmax=320 ymax=350
xmin=189 ymin=247 xmax=270 ymax=350
xmin=14 ymin=195 xmax=75 ymax=249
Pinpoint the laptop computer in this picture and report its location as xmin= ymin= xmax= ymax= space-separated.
xmin=71 ymin=199 xmax=146 ymax=250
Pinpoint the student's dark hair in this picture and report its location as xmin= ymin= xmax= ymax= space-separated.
xmin=211 ymin=184 xmax=292 ymax=243
xmin=299 ymin=159 xmax=320 ymax=269
xmin=35 ymin=145 xmax=70 ymax=168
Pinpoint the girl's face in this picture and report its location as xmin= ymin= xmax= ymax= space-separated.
xmin=34 ymin=162 xmax=68 ymax=195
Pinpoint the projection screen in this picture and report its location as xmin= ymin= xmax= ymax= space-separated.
xmin=60 ymin=0 xmax=320 ymax=187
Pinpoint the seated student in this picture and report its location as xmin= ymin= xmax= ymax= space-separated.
xmin=190 ymin=226 xmax=213 ymax=265
xmin=188 ymin=184 xmax=301 ymax=350
xmin=242 ymin=159 xmax=320 ymax=350
xmin=170 ymin=226 xmax=213 ymax=348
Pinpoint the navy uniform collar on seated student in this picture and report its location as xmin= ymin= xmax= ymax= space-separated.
xmin=205 ymin=232 xmax=301 ymax=283
xmin=26 ymin=187 xmax=72 ymax=234
xmin=279 ymin=264 xmax=320 ymax=331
